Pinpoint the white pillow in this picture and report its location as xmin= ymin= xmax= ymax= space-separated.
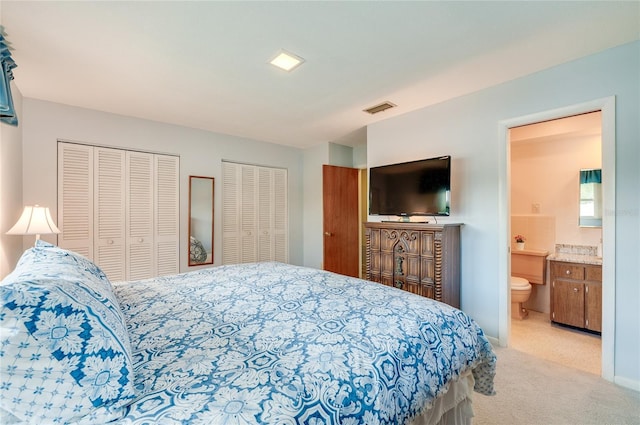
xmin=0 ymin=241 xmax=136 ymax=423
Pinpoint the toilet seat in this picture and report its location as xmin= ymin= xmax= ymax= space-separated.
xmin=511 ymin=276 xmax=531 ymax=290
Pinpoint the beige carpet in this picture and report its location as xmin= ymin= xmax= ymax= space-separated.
xmin=471 ymin=313 xmax=640 ymax=424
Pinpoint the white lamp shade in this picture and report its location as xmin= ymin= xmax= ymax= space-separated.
xmin=6 ymin=205 xmax=61 ymax=236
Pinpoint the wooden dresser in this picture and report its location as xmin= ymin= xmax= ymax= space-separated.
xmin=364 ymin=222 xmax=461 ymax=308
xmin=549 ymin=260 xmax=602 ymax=333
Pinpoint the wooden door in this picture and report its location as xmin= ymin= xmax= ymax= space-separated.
xmin=585 ymin=282 xmax=602 ymax=332
xmin=323 ymin=165 xmax=359 ymax=277
xmin=552 ymin=279 xmax=585 ymax=328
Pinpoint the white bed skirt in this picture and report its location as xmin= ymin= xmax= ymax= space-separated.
xmin=410 ymin=371 xmax=475 ymax=425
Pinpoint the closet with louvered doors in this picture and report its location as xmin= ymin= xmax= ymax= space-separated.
xmin=57 ymin=142 xmax=179 ymax=281
xmin=221 ymin=161 xmax=288 ymax=265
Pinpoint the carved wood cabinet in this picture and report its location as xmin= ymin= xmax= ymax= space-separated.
xmin=364 ymin=222 xmax=462 ymax=308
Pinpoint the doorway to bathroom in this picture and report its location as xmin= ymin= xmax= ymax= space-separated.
xmin=499 ymin=97 xmax=616 ymax=382
xmin=509 ymin=112 xmax=602 ymax=374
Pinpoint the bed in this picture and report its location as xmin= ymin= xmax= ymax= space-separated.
xmin=1 ymin=241 xmax=495 ymax=424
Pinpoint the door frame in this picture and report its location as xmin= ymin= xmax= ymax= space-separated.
xmin=497 ymin=96 xmax=616 ymax=382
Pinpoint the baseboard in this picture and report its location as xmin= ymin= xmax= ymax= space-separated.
xmin=486 ymin=335 xmax=501 ymax=347
xmin=614 ymin=375 xmax=640 ymax=392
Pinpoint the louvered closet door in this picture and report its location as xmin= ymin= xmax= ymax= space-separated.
xmin=257 ymin=168 xmax=288 ymax=262
xmin=240 ymin=165 xmax=258 ymax=263
xmin=272 ymin=168 xmax=288 ymax=262
xmin=222 ymin=162 xmax=258 ymax=264
xmin=222 ymin=162 xmax=240 ymax=264
xmin=126 ymin=151 xmax=155 ymax=280
xmin=58 ymin=143 xmax=94 ymax=259
xmin=155 ymin=155 xmax=179 ymax=276
xmin=94 ymin=148 xmax=126 ymax=281
xmin=222 ymin=161 xmax=288 ymax=265
xmin=257 ymin=168 xmax=273 ymax=262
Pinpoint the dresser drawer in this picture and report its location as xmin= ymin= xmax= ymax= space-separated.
xmin=420 ymin=231 xmax=434 ymax=257
xmin=551 ymin=263 xmax=585 ymax=280
xmin=585 ymin=265 xmax=602 ymax=282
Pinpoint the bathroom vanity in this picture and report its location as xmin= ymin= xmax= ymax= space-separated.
xmin=549 ymin=259 xmax=602 ymax=333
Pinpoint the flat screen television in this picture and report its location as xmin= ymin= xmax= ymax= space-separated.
xmin=369 ymin=155 xmax=451 ymax=216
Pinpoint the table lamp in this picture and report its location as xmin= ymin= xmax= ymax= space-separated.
xmin=6 ymin=205 xmax=61 ymax=244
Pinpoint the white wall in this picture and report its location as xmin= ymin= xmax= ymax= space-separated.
xmin=367 ymin=41 xmax=639 ymax=388
xmin=511 ymin=133 xmax=602 ymax=250
xmin=303 ymin=143 xmax=329 ymax=269
xmin=20 ymin=99 xmax=305 ymax=271
xmin=0 ymin=81 xmax=23 ymax=279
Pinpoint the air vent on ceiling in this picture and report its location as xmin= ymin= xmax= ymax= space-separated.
xmin=363 ymin=101 xmax=396 ymax=115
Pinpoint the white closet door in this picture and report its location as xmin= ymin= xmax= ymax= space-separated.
xmin=126 ymin=151 xmax=155 ymax=280
xmin=222 ymin=162 xmax=258 ymax=264
xmin=58 ymin=143 xmax=94 ymax=259
xmin=240 ymin=164 xmax=258 ymax=263
xmin=257 ymin=167 xmax=273 ymax=262
xmin=93 ymin=148 xmax=126 ymax=281
xmin=272 ymin=168 xmax=288 ymax=263
xmin=222 ymin=161 xmax=288 ymax=265
xmin=222 ymin=162 xmax=240 ymax=264
xmin=155 ymin=154 xmax=179 ymax=276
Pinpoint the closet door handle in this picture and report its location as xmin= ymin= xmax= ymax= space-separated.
xmin=573 ymin=287 xmax=579 ymax=292
xmin=324 ymin=232 xmax=333 ymax=236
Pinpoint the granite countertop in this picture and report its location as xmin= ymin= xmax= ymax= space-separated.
xmin=546 ymin=253 xmax=603 ymax=266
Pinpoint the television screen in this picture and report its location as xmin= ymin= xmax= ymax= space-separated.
xmin=369 ymin=156 xmax=450 ymax=216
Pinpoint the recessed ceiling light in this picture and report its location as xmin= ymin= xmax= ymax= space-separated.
xmin=270 ymin=50 xmax=305 ymax=72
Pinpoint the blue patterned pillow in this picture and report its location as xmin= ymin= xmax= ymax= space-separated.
xmin=0 ymin=242 xmax=135 ymax=423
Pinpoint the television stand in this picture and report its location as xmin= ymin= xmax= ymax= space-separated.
xmin=364 ymin=222 xmax=462 ymax=308
xmin=381 ymin=220 xmax=431 ymax=224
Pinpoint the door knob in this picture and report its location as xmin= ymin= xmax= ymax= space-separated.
xmin=324 ymin=232 xmax=333 ymax=236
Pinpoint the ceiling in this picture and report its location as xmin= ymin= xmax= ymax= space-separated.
xmin=1 ymin=1 xmax=638 ymax=149
xmin=510 ymin=111 xmax=602 ymax=145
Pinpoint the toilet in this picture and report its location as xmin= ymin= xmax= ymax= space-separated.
xmin=511 ymin=276 xmax=532 ymax=320
xmin=510 ymin=249 xmax=548 ymax=320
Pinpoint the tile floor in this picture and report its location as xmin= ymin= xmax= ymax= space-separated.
xmin=510 ymin=310 xmax=601 ymax=375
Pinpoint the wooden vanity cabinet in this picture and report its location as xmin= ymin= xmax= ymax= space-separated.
xmin=550 ymin=261 xmax=602 ymax=333
xmin=364 ymin=222 xmax=461 ymax=308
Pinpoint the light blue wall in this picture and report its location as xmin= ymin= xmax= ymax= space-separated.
xmin=0 ymin=81 xmax=23 ymax=279
xmin=303 ymin=143 xmax=329 ymax=269
xmin=367 ymin=41 xmax=639 ymax=388
xmin=20 ymin=99 xmax=305 ymax=271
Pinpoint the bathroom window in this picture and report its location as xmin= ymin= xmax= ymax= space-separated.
xmin=579 ymin=169 xmax=602 ymax=227
xmin=580 ymin=183 xmax=596 ymax=217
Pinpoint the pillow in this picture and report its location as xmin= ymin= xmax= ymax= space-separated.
xmin=189 ymin=235 xmax=208 ymax=264
xmin=0 ymin=241 xmax=135 ymax=423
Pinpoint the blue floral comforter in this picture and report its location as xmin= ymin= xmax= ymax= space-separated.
xmin=112 ymin=262 xmax=496 ymax=424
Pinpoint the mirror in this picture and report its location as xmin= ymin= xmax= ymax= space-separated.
xmin=189 ymin=176 xmax=214 ymax=266
xmin=579 ymin=168 xmax=602 ymax=227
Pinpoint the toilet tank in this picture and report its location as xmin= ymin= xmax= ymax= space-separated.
xmin=511 ymin=249 xmax=548 ymax=284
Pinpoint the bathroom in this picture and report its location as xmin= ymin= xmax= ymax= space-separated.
xmin=509 ymin=111 xmax=603 ymax=375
